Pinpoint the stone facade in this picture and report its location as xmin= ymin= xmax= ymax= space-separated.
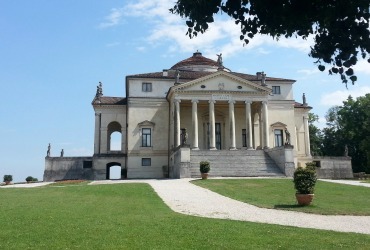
xmin=44 ymin=52 xmax=353 ymax=181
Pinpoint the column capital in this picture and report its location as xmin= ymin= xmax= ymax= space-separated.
xmin=191 ymin=99 xmax=199 ymax=103
xmin=209 ymin=100 xmax=216 ymax=104
xmin=174 ymin=99 xmax=181 ymax=104
xmin=245 ymin=100 xmax=252 ymax=105
xmin=262 ymin=100 xmax=268 ymax=105
xmin=228 ymin=100 xmax=236 ymax=104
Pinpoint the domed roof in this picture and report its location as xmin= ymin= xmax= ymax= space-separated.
xmin=170 ymin=51 xmax=221 ymax=72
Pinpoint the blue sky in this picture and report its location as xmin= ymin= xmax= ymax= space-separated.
xmin=1 ymin=1 xmax=369 ymax=182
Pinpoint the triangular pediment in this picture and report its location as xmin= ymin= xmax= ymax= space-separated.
xmin=171 ymin=71 xmax=270 ymax=94
xmin=271 ymin=122 xmax=287 ymax=128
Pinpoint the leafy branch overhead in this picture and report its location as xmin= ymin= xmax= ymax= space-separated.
xmin=170 ymin=0 xmax=370 ymax=85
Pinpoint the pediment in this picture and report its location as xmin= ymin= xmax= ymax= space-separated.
xmin=171 ymin=71 xmax=270 ymax=94
xmin=138 ymin=120 xmax=155 ymax=127
xmin=271 ymin=122 xmax=287 ymax=128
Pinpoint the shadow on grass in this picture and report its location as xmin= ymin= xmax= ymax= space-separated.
xmin=274 ymin=204 xmax=305 ymax=209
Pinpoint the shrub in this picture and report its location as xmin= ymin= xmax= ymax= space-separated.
xmin=26 ymin=176 xmax=34 ymax=182
xmin=293 ymin=162 xmax=317 ymax=194
xmin=33 ymin=177 xmax=38 ymax=182
xmin=200 ymin=161 xmax=210 ymax=173
xmin=3 ymin=175 xmax=13 ymax=182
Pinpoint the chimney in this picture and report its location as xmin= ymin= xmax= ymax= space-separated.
xmin=256 ymin=72 xmax=262 ymax=80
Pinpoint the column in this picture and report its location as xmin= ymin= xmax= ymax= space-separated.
xmin=245 ymin=101 xmax=253 ymax=149
xmin=303 ymin=114 xmax=311 ymax=156
xmin=94 ymin=113 xmax=101 ymax=154
xmin=191 ymin=99 xmax=199 ymax=149
xmin=229 ymin=100 xmax=236 ymax=150
xmin=262 ymin=101 xmax=270 ymax=148
xmin=209 ymin=100 xmax=216 ymax=150
xmin=175 ymin=99 xmax=181 ymax=147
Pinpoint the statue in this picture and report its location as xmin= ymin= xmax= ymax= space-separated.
xmin=285 ymin=128 xmax=291 ymax=145
xmin=181 ymin=128 xmax=188 ymax=145
xmin=95 ymin=82 xmax=103 ymax=99
xmin=216 ymin=53 xmax=223 ymax=67
xmin=60 ymin=149 xmax=64 ymax=157
xmin=344 ymin=144 xmax=348 ymax=157
xmin=261 ymin=71 xmax=266 ymax=85
xmin=303 ymin=93 xmax=307 ymax=106
xmin=47 ymin=143 xmax=51 ymax=157
xmin=175 ymin=70 xmax=180 ymax=84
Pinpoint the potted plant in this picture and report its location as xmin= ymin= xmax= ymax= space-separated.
xmin=200 ymin=161 xmax=210 ymax=180
xmin=3 ymin=175 xmax=13 ymax=185
xmin=293 ymin=162 xmax=317 ymax=206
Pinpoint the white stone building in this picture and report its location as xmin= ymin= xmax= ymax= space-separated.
xmin=43 ymin=52 xmax=353 ymax=181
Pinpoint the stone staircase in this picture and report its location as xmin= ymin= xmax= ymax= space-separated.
xmin=189 ymin=150 xmax=284 ymax=178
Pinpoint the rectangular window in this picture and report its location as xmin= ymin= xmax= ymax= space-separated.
xmin=83 ymin=161 xmax=92 ymax=169
xmin=242 ymin=129 xmax=247 ymax=147
xmin=142 ymin=158 xmax=151 ymax=166
xmin=272 ymin=86 xmax=281 ymax=95
xmin=274 ymin=129 xmax=283 ymax=147
xmin=142 ymin=128 xmax=152 ymax=147
xmin=142 ymin=82 xmax=152 ymax=92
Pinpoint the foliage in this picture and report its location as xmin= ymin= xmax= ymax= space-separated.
xmin=293 ymin=163 xmax=317 ymax=194
xmin=25 ymin=176 xmax=35 ymax=182
xmin=308 ymin=113 xmax=323 ymax=156
xmin=322 ymin=94 xmax=370 ymax=173
xmin=170 ymin=0 xmax=370 ymax=85
xmin=199 ymin=161 xmax=210 ymax=173
xmin=0 ymin=184 xmax=370 ymax=249
xmin=3 ymin=175 xmax=13 ymax=182
xmin=193 ymin=178 xmax=370 ymax=215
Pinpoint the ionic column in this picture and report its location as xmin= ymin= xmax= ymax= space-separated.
xmin=229 ymin=100 xmax=236 ymax=150
xmin=262 ymin=101 xmax=270 ymax=148
xmin=174 ymin=99 xmax=181 ymax=147
xmin=209 ymin=100 xmax=216 ymax=150
xmin=191 ymin=99 xmax=199 ymax=150
xmin=245 ymin=101 xmax=253 ymax=149
xmin=303 ymin=114 xmax=311 ymax=156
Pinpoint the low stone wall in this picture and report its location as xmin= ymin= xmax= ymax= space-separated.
xmin=44 ymin=157 xmax=93 ymax=181
xmin=265 ymin=145 xmax=295 ymax=177
xmin=313 ymin=156 xmax=353 ymax=179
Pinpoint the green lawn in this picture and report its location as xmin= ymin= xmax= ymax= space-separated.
xmin=0 ymin=183 xmax=369 ymax=249
xmin=193 ymin=179 xmax=370 ymax=215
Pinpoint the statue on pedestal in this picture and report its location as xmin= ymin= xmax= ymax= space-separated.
xmin=47 ymin=143 xmax=51 ymax=157
xmin=285 ymin=128 xmax=291 ymax=145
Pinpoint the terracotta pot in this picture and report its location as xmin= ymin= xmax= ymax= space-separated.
xmin=296 ymin=193 xmax=314 ymax=206
xmin=201 ymin=173 xmax=209 ymax=180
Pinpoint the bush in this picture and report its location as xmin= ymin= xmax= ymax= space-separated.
xmin=3 ymin=175 xmax=13 ymax=182
xmin=200 ymin=161 xmax=210 ymax=173
xmin=26 ymin=176 xmax=34 ymax=182
xmin=293 ymin=162 xmax=317 ymax=194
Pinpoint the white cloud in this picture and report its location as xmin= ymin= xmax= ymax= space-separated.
xmin=98 ymin=8 xmax=124 ymax=28
xmin=101 ymin=0 xmax=315 ymax=59
xmin=297 ymin=68 xmax=320 ymax=75
xmin=354 ymin=59 xmax=370 ymax=75
xmin=106 ymin=42 xmax=120 ymax=47
xmin=320 ymin=85 xmax=370 ymax=106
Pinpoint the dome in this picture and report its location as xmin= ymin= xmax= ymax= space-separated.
xmin=170 ymin=51 xmax=222 ymax=72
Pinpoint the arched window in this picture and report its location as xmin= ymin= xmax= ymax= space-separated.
xmin=108 ymin=122 xmax=122 ymax=151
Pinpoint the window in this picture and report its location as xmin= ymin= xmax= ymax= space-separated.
xmin=272 ymin=86 xmax=281 ymax=95
xmin=142 ymin=82 xmax=152 ymax=92
xmin=141 ymin=128 xmax=152 ymax=147
xmin=83 ymin=161 xmax=92 ymax=169
xmin=142 ymin=158 xmax=151 ymax=166
xmin=242 ymin=129 xmax=247 ymax=147
xmin=274 ymin=129 xmax=283 ymax=147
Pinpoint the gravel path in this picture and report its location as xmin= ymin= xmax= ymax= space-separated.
xmin=90 ymin=178 xmax=370 ymax=235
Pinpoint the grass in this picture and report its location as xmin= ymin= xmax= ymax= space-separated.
xmin=0 ymin=183 xmax=369 ymax=249
xmin=193 ymin=179 xmax=370 ymax=215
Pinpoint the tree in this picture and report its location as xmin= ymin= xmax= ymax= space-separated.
xmin=170 ymin=1 xmax=370 ymax=85
xmin=308 ymin=113 xmax=323 ymax=156
xmin=322 ymin=95 xmax=370 ymax=173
